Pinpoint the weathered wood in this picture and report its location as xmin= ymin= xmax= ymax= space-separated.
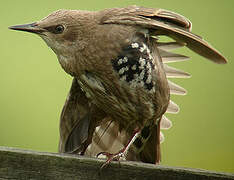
xmin=0 ymin=146 xmax=233 ymax=180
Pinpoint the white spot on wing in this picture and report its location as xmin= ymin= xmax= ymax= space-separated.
xmin=139 ymin=70 xmax=145 ymax=80
xmin=118 ymin=58 xmax=123 ymax=65
xmin=120 ymin=75 xmax=127 ymax=81
xmin=146 ymin=47 xmax=151 ymax=54
xmin=131 ymin=43 xmax=139 ymax=48
xmin=112 ymin=41 xmax=156 ymax=92
xmin=149 ymin=54 xmax=153 ymax=60
xmin=132 ymin=64 xmax=137 ymax=70
xmin=150 ymin=87 xmax=155 ymax=93
xmin=146 ymin=75 xmax=152 ymax=84
xmin=139 ymin=43 xmax=147 ymax=52
xmin=123 ymin=56 xmax=128 ymax=63
xmin=146 ymin=62 xmax=152 ymax=74
xmin=130 ymin=79 xmax=137 ymax=88
xmin=119 ymin=68 xmax=125 ymax=75
xmin=119 ymin=66 xmax=129 ymax=75
xmin=139 ymin=57 xmax=146 ymax=68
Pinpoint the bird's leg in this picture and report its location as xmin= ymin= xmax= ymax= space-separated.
xmin=97 ymin=129 xmax=140 ymax=168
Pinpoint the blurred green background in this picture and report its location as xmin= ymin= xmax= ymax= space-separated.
xmin=0 ymin=0 xmax=233 ymax=173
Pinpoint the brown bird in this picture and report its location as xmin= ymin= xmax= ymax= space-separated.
xmin=9 ymin=6 xmax=227 ymax=167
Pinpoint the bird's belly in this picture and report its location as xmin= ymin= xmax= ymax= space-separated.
xmin=77 ymin=72 xmax=161 ymax=131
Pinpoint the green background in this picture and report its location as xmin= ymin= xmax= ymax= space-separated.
xmin=0 ymin=0 xmax=233 ymax=173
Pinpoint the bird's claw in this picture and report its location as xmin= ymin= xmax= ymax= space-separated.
xmin=97 ymin=151 xmax=125 ymax=169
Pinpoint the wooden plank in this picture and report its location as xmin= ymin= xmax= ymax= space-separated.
xmin=0 ymin=146 xmax=233 ymax=180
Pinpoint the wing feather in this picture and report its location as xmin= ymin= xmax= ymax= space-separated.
xmin=164 ymin=64 xmax=191 ymax=78
xmin=102 ymin=6 xmax=227 ymax=63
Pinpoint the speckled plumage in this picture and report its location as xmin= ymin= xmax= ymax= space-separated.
xmin=111 ymin=42 xmax=155 ymax=92
xmin=9 ymin=5 xmax=227 ymax=165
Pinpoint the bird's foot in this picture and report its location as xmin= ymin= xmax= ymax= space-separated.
xmin=97 ymin=150 xmax=125 ymax=169
xmin=97 ymin=129 xmax=141 ymax=169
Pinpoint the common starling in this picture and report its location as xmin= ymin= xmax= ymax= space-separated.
xmin=9 ymin=6 xmax=227 ymax=167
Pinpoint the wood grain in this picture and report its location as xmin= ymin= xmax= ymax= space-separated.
xmin=0 ymin=146 xmax=233 ymax=180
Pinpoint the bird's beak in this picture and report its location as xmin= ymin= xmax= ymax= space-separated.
xmin=9 ymin=22 xmax=44 ymax=34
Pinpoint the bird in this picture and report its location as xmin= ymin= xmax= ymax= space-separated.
xmin=9 ymin=5 xmax=227 ymax=167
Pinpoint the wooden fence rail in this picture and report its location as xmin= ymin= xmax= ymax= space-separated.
xmin=0 ymin=146 xmax=233 ymax=180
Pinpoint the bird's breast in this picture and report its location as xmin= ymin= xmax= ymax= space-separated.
xmin=57 ymin=55 xmax=76 ymax=76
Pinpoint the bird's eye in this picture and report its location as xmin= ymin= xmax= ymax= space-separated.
xmin=54 ymin=25 xmax=64 ymax=34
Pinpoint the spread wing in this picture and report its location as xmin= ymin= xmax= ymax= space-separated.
xmin=101 ymin=5 xmax=227 ymax=64
xmin=84 ymin=6 xmax=227 ymax=162
xmin=59 ymin=78 xmax=106 ymax=154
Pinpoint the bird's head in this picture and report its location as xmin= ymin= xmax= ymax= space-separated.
xmin=9 ymin=10 xmax=90 ymax=55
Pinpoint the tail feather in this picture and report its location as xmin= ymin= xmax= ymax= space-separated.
xmin=138 ymin=122 xmax=161 ymax=164
xmin=168 ymin=80 xmax=187 ymax=95
xmin=160 ymin=115 xmax=172 ymax=129
xmin=166 ymin=100 xmax=180 ymax=114
xmin=85 ymin=121 xmax=128 ymax=157
xmin=160 ymin=49 xmax=190 ymax=63
xmin=164 ymin=64 xmax=191 ymax=78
